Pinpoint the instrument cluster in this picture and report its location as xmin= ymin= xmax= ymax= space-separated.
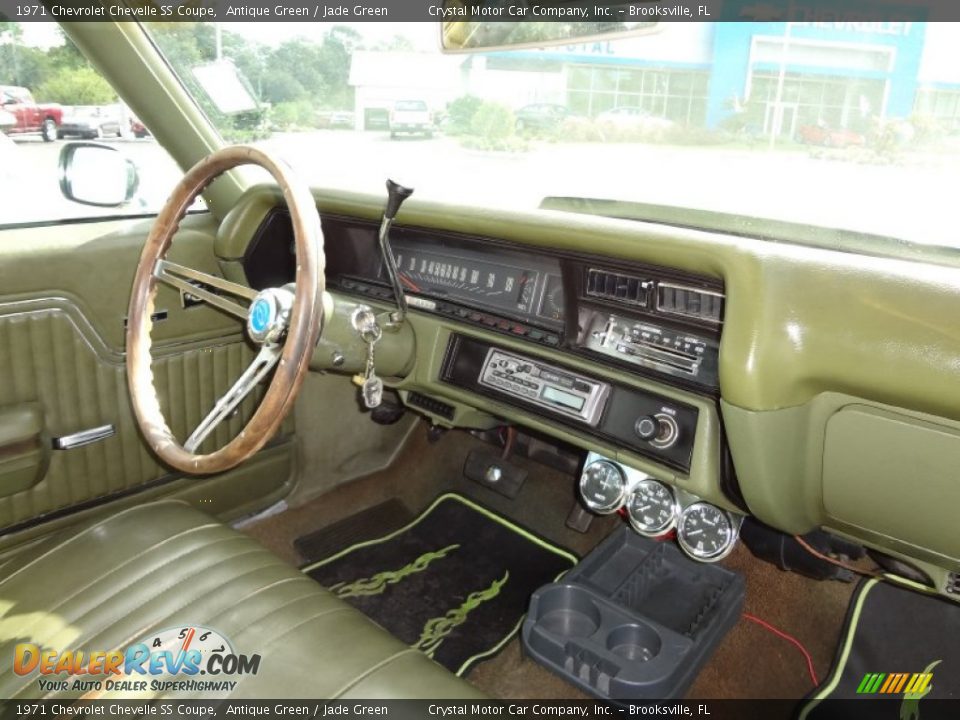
xmin=385 ymin=237 xmax=566 ymax=328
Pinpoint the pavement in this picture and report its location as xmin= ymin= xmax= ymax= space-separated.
xmin=3 ymin=129 xmax=958 ymax=248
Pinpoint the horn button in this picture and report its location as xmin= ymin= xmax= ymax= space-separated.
xmin=247 ymin=288 xmax=293 ymax=345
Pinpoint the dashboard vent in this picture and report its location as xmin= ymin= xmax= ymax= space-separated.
xmin=407 ymin=392 xmax=455 ymax=421
xmin=656 ymin=283 xmax=724 ymax=324
xmin=585 ymin=268 xmax=651 ymax=307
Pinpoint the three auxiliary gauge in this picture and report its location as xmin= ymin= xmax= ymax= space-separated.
xmin=579 ymin=452 xmax=742 ymax=562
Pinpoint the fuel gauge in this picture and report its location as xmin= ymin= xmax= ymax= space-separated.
xmin=538 ymin=275 xmax=565 ymax=322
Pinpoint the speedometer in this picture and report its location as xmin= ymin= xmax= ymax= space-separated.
xmin=390 ymin=243 xmax=540 ymax=315
xmin=676 ymin=502 xmax=738 ymax=562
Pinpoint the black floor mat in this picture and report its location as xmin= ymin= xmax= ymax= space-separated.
xmin=802 ymin=578 xmax=960 ymax=720
xmin=294 ymin=499 xmax=413 ymax=564
xmin=302 ymin=493 xmax=577 ymax=676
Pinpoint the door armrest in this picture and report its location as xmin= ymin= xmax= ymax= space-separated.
xmin=0 ymin=403 xmax=48 ymax=496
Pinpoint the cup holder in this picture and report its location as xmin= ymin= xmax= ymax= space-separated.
xmin=536 ymin=585 xmax=602 ymax=638
xmin=605 ymin=623 xmax=662 ymax=663
xmin=523 ymin=528 xmax=746 ymax=700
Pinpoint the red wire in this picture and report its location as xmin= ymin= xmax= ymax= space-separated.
xmin=742 ymin=612 xmax=820 ymax=688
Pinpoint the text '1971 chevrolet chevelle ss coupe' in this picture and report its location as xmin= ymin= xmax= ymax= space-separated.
xmin=0 ymin=5 xmax=958 ymax=717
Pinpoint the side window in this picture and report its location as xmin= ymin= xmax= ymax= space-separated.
xmin=0 ymin=22 xmax=197 ymax=228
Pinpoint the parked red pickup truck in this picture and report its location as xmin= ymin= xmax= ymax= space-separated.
xmin=0 ymin=86 xmax=62 ymax=142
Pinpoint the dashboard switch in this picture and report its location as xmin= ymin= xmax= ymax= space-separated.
xmin=651 ymin=413 xmax=680 ymax=449
xmin=634 ymin=415 xmax=659 ymax=440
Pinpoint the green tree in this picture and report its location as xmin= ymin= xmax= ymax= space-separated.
xmin=0 ymin=22 xmax=41 ymax=88
xmin=446 ymin=95 xmax=482 ymax=135
xmin=36 ymin=66 xmax=116 ymax=104
xmin=315 ymin=27 xmax=361 ymax=109
xmin=465 ymin=101 xmax=524 ymax=151
xmin=265 ymin=38 xmax=326 ymax=101
xmin=471 ymin=102 xmax=514 ymax=139
xmin=372 ymin=35 xmax=414 ymax=52
xmin=260 ymin=69 xmax=306 ymax=105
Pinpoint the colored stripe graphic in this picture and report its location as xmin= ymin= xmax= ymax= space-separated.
xmin=892 ymin=673 xmax=909 ymax=693
xmin=879 ymin=674 xmax=896 ymax=693
xmin=905 ymin=673 xmax=933 ymax=694
xmin=856 ymin=672 xmax=933 ymax=694
xmin=856 ymin=674 xmax=875 ymax=694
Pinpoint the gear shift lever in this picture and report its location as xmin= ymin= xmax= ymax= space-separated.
xmin=378 ymin=179 xmax=414 ymax=326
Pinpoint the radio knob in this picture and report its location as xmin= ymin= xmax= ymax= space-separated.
xmin=634 ymin=415 xmax=659 ymax=440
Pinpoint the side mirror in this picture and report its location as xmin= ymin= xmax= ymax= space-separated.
xmin=58 ymin=142 xmax=139 ymax=207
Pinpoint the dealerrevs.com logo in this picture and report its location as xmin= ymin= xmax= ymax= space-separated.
xmin=14 ymin=626 xmax=260 ymax=694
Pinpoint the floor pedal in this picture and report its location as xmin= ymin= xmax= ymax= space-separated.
xmin=463 ymin=449 xmax=527 ymax=498
xmin=565 ymin=501 xmax=594 ymax=533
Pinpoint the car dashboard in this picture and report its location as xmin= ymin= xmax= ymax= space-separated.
xmin=214 ymin=185 xmax=960 ymax=595
xmin=240 ymin=207 xmax=744 ymax=563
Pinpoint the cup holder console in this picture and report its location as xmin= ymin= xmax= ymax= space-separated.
xmin=537 ymin=585 xmax=603 ymax=638
xmin=522 ymin=527 xmax=745 ymax=700
xmin=606 ymin=624 xmax=662 ymax=662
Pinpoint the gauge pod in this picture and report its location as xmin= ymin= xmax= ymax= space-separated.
xmin=626 ymin=478 xmax=679 ymax=537
xmin=579 ymin=459 xmax=628 ymax=514
xmin=677 ymin=502 xmax=739 ymax=562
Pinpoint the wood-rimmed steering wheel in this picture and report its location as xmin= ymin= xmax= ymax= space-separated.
xmin=126 ymin=145 xmax=324 ymax=475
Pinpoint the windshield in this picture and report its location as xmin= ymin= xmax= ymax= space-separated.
xmin=146 ymin=21 xmax=960 ymax=249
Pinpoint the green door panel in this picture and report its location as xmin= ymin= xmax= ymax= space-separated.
xmin=0 ymin=442 xmax=294 ymax=560
xmin=0 ymin=303 xmax=275 ymax=530
xmin=0 ymin=218 xmax=295 ymax=535
xmin=0 ymin=403 xmax=47 ymax=496
xmin=2 ymin=215 xmax=241 ymax=355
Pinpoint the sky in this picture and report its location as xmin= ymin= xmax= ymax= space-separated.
xmin=17 ymin=22 xmax=63 ymax=49
xmin=17 ymin=20 xmax=442 ymax=51
xmin=227 ymin=21 xmax=441 ymax=50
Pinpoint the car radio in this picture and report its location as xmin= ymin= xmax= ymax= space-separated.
xmin=478 ymin=349 xmax=610 ymax=426
xmin=441 ymin=335 xmax=698 ymax=472
xmin=578 ymin=309 xmax=720 ymax=388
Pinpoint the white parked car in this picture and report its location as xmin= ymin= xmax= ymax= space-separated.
xmin=389 ymin=100 xmax=433 ymax=139
xmin=0 ymin=108 xmax=15 ymax=131
xmin=57 ymin=105 xmax=124 ymax=139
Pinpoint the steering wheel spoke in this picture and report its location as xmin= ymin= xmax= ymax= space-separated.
xmin=155 ymin=259 xmax=257 ymax=320
xmin=184 ymin=344 xmax=281 ymax=453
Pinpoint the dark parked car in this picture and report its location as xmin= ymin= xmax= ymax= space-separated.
xmin=315 ymin=110 xmax=355 ymax=129
xmin=515 ymin=103 xmax=573 ymax=131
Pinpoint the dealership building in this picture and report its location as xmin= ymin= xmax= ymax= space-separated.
xmin=350 ymin=22 xmax=960 ymax=135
